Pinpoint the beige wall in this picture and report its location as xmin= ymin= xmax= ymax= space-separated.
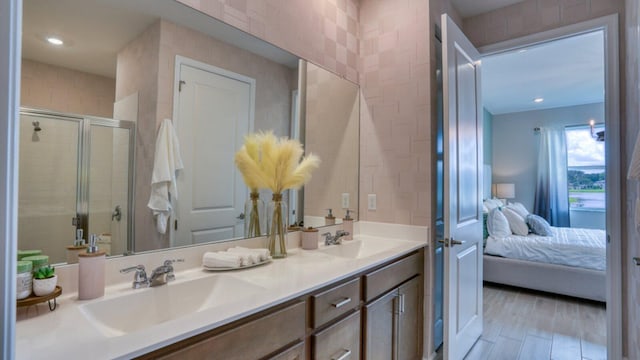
xmin=175 ymin=0 xmax=359 ymax=84
xmin=21 ymin=59 xmax=115 ymax=118
xmin=463 ymin=0 xmax=622 ymax=48
xmin=117 ymin=19 xmax=295 ymax=251
xmin=304 ymin=62 xmax=359 ymax=221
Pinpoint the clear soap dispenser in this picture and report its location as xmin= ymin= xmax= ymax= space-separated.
xmin=342 ymin=209 xmax=354 ymax=240
xmin=325 ymin=209 xmax=336 ymax=225
xmin=78 ymin=234 xmax=106 ymax=300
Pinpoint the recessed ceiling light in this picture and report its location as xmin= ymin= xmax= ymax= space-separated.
xmin=533 ymin=97 xmax=544 ymax=103
xmin=46 ymin=37 xmax=64 ymax=46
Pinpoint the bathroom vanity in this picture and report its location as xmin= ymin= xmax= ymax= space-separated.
xmin=15 ymin=225 xmax=427 ymax=360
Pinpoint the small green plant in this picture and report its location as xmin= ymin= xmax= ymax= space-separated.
xmin=33 ymin=266 xmax=55 ymax=279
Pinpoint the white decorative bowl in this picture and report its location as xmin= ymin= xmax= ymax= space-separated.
xmin=33 ymin=275 xmax=57 ymax=296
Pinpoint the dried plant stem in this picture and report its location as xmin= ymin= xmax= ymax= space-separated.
xmin=268 ymin=194 xmax=287 ymax=258
xmin=247 ymin=197 xmax=262 ymax=237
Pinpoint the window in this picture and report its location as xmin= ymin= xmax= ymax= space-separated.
xmin=565 ymin=124 xmax=605 ymax=210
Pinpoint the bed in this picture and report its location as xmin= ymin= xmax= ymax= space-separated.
xmin=482 ymin=202 xmax=606 ymax=302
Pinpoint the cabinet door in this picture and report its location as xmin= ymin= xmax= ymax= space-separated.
xmin=364 ymin=289 xmax=398 ymax=360
xmin=268 ymin=341 xmax=305 ymax=360
xmin=398 ymin=276 xmax=422 ymax=360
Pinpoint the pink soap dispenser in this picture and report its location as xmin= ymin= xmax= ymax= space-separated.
xmin=78 ymin=234 xmax=106 ymax=300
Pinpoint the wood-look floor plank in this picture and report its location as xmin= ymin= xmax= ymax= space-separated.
xmin=464 ymin=338 xmax=494 ymax=360
xmin=551 ymin=334 xmax=582 ymax=360
xmin=581 ymin=340 xmax=606 ymax=360
xmin=487 ymin=336 xmax=522 ymax=360
xmin=518 ymin=334 xmax=552 ymax=360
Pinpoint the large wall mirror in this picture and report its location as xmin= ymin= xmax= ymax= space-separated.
xmin=19 ymin=0 xmax=360 ymax=265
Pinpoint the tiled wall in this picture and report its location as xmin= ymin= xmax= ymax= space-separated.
xmin=463 ymin=0 xmax=624 ymax=48
xmin=175 ymin=0 xmax=359 ymax=83
xmin=304 ymin=61 xmax=359 ymax=220
xmin=625 ymin=0 xmax=640 ymax=357
xmin=358 ymin=0 xmax=431 ymax=226
xmin=21 ymin=59 xmax=115 ymax=118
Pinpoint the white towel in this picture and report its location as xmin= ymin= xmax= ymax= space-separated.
xmin=147 ymin=119 xmax=184 ymax=234
xmin=202 ymin=252 xmax=243 ymax=268
xmin=228 ymin=247 xmax=270 ymax=261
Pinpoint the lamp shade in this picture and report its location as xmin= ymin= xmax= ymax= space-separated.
xmin=495 ymin=183 xmax=515 ymax=199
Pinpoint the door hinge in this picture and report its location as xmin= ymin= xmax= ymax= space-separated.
xmin=174 ymin=219 xmax=178 ymax=231
xmin=178 ymin=80 xmax=186 ymax=92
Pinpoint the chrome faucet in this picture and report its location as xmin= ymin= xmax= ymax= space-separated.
xmin=120 ymin=259 xmax=184 ymax=289
xmin=322 ymin=230 xmax=350 ymax=246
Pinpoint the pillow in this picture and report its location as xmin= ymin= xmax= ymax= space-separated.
xmin=506 ymin=202 xmax=529 ymax=218
xmin=486 ymin=208 xmax=511 ymax=238
xmin=483 ymin=198 xmax=503 ymax=211
xmin=526 ymin=214 xmax=553 ymax=236
xmin=502 ymin=207 xmax=529 ymax=236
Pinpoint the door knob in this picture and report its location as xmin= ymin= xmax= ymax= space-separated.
xmin=237 ymin=213 xmax=245 ymax=220
xmin=437 ymin=238 xmax=465 ymax=247
xmin=634 ymin=257 xmax=640 ymax=266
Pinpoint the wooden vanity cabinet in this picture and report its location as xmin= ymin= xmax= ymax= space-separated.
xmin=138 ymin=247 xmax=424 ymax=360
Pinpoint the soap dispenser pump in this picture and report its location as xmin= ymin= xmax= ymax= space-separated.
xmin=66 ymin=228 xmax=88 ymax=264
xmin=325 ymin=209 xmax=335 ymax=225
xmin=78 ymin=234 xmax=106 ymax=300
xmin=342 ymin=209 xmax=354 ymax=240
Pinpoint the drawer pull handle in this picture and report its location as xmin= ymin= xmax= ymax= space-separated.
xmin=331 ymin=297 xmax=352 ymax=308
xmin=331 ymin=349 xmax=352 ymax=360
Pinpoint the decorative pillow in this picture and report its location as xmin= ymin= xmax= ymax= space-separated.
xmin=526 ymin=214 xmax=553 ymax=236
xmin=502 ymin=207 xmax=529 ymax=236
xmin=486 ymin=208 xmax=511 ymax=238
xmin=483 ymin=198 xmax=503 ymax=211
xmin=507 ymin=202 xmax=529 ymax=219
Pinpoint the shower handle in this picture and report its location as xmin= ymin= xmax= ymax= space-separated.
xmin=112 ymin=205 xmax=122 ymax=222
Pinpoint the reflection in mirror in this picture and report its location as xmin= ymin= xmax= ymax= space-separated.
xmin=302 ymin=61 xmax=360 ymax=227
xmin=19 ymin=0 xmax=359 ymax=265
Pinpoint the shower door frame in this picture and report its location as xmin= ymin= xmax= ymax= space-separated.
xmin=20 ymin=108 xmax=136 ymax=257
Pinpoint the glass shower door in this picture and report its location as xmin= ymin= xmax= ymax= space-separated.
xmin=86 ymin=119 xmax=135 ymax=257
xmin=18 ymin=113 xmax=81 ymax=264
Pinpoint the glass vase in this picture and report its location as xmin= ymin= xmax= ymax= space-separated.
xmin=267 ymin=193 xmax=288 ymax=258
xmin=244 ymin=191 xmax=265 ymax=238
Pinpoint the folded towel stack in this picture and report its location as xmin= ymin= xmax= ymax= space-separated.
xmin=228 ymin=247 xmax=271 ymax=261
xmin=202 ymin=252 xmax=243 ymax=268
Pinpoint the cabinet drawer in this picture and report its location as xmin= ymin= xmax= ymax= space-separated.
xmin=363 ymin=251 xmax=422 ymax=301
xmin=311 ymin=277 xmax=360 ymax=328
xmin=156 ymin=301 xmax=305 ymax=360
xmin=268 ymin=341 xmax=305 ymax=360
xmin=313 ymin=310 xmax=361 ymax=360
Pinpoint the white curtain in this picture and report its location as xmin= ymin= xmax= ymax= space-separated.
xmin=534 ymin=127 xmax=571 ymax=226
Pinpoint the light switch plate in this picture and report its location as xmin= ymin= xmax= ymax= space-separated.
xmin=341 ymin=193 xmax=350 ymax=209
xmin=368 ymin=194 xmax=377 ymax=210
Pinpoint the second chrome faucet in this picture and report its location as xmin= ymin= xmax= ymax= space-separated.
xmin=120 ymin=259 xmax=184 ymax=289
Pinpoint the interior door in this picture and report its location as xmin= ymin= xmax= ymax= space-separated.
xmin=174 ymin=62 xmax=254 ymax=246
xmin=441 ymin=14 xmax=483 ymax=360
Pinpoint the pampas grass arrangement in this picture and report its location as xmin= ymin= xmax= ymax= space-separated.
xmin=235 ymin=131 xmax=320 ymax=257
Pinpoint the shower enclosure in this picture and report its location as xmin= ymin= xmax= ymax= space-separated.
xmin=19 ymin=108 xmax=135 ymax=264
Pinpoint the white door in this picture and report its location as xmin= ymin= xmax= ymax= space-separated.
xmin=442 ymin=14 xmax=483 ymax=360
xmin=173 ymin=60 xmax=255 ymax=246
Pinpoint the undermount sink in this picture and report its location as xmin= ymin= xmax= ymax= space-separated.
xmin=79 ymin=274 xmax=263 ymax=337
xmin=318 ymin=237 xmax=401 ymax=259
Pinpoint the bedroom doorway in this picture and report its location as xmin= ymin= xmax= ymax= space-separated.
xmin=476 ymin=15 xmax=621 ymax=360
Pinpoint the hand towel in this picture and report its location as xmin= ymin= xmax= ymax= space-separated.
xmin=228 ymin=247 xmax=271 ymax=261
xmin=202 ymin=252 xmax=243 ymax=268
xmin=227 ymin=249 xmax=259 ymax=264
xmin=147 ymin=119 xmax=184 ymax=234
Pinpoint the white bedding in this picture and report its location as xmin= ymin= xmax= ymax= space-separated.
xmin=484 ymin=226 xmax=606 ymax=271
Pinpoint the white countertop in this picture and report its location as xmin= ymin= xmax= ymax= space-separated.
xmin=16 ymin=228 xmax=426 ymax=359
